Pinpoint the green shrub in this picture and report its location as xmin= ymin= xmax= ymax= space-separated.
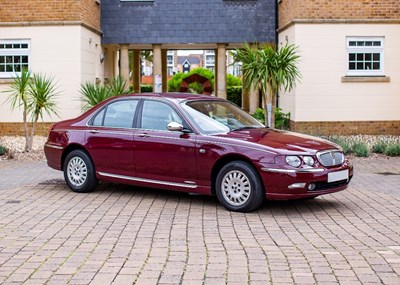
xmin=140 ymin=85 xmax=153 ymax=93
xmin=328 ymin=137 xmax=353 ymax=155
xmin=168 ymin=72 xmax=191 ymax=92
xmin=227 ymin=86 xmax=242 ymax=106
xmin=252 ymin=108 xmax=265 ymax=124
xmin=275 ymin=107 xmax=290 ymax=130
xmin=384 ymin=144 xmax=400 ymax=157
xmin=167 ymin=68 xmax=241 ymax=93
xmin=189 ymin=81 xmax=204 ymax=94
xmin=352 ymin=142 xmax=370 ymax=157
xmin=372 ymin=141 xmax=387 ymax=154
xmin=0 ymin=145 xmax=7 ymax=156
xmin=226 ymin=74 xmax=241 ymax=87
xmin=251 ymin=107 xmax=291 ymax=129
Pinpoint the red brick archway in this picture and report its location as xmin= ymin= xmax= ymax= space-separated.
xmin=179 ymin=73 xmax=212 ymax=95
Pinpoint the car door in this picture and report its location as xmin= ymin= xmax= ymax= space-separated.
xmin=85 ymin=99 xmax=139 ymax=177
xmin=134 ymin=99 xmax=198 ymax=189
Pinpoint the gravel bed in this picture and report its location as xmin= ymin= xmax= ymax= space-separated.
xmin=0 ymin=136 xmax=47 ymax=161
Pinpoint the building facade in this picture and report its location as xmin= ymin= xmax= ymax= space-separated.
xmin=101 ymin=0 xmax=275 ymax=96
xmin=278 ymin=0 xmax=400 ymax=135
xmin=0 ymin=0 xmax=102 ymax=133
xmin=1 ymin=0 xmax=399 ymax=136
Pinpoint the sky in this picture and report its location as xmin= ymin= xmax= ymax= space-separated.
xmin=177 ymin=50 xmax=203 ymax=56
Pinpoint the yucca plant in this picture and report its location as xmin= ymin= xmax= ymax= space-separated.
xmin=3 ymin=68 xmax=31 ymax=151
xmin=80 ymin=76 xmax=130 ymax=111
xmin=80 ymin=83 xmax=112 ymax=112
xmin=27 ymin=73 xmax=59 ymax=150
xmin=3 ymin=69 xmax=59 ymax=151
xmin=232 ymin=43 xmax=301 ymax=128
xmin=107 ymin=76 xmax=130 ymax=96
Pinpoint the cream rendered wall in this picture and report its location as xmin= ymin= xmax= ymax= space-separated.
xmin=81 ymin=27 xmax=104 ymax=86
xmin=279 ymin=24 xmax=400 ymax=122
xmin=277 ymin=25 xmax=296 ymax=120
xmin=0 ymin=25 xmax=103 ymax=122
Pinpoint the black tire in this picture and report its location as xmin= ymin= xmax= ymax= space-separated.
xmin=215 ymin=161 xmax=264 ymax=212
xmin=63 ymin=150 xmax=98 ymax=193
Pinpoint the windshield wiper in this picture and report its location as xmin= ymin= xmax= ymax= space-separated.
xmin=232 ymin=126 xmax=259 ymax=131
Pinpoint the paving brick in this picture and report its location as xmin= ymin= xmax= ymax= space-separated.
xmin=0 ymin=158 xmax=399 ymax=284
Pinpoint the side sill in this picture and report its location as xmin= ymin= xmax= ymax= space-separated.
xmin=98 ymin=172 xmax=198 ymax=189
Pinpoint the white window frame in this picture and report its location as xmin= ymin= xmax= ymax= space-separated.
xmin=0 ymin=39 xmax=31 ymax=78
xmin=346 ymin=37 xmax=384 ymax=77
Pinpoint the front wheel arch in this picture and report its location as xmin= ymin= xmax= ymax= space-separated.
xmin=211 ymin=155 xmax=264 ymax=195
xmin=215 ymin=160 xmax=265 ymax=212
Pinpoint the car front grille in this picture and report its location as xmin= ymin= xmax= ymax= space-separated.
xmin=316 ymin=150 xmax=345 ymax=167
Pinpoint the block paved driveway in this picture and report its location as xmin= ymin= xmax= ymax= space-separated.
xmin=0 ymin=158 xmax=399 ymax=285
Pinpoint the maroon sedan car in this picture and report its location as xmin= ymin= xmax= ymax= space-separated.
xmin=44 ymin=93 xmax=353 ymax=212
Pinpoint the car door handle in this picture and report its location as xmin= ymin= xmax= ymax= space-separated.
xmin=89 ymin=129 xmax=99 ymax=134
xmin=138 ymin=133 xmax=150 ymax=138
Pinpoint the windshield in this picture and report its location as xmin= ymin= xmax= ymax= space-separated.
xmin=181 ymin=100 xmax=264 ymax=135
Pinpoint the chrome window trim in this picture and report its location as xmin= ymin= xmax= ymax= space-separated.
xmin=98 ymin=172 xmax=198 ymax=189
xmin=86 ymin=98 xmax=140 ymax=129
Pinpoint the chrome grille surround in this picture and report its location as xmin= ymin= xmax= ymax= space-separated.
xmin=316 ymin=149 xmax=345 ymax=167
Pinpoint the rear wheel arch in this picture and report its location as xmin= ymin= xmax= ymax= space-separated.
xmin=61 ymin=144 xmax=93 ymax=171
xmin=63 ymin=149 xmax=98 ymax=193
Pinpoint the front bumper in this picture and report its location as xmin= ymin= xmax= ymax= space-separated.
xmin=259 ymin=161 xmax=353 ymax=200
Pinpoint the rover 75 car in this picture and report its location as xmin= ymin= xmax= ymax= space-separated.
xmin=44 ymin=93 xmax=353 ymax=212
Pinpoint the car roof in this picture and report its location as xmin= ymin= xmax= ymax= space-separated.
xmin=116 ymin=92 xmax=222 ymax=102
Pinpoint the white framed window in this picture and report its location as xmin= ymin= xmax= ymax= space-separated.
xmin=346 ymin=37 xmax=384 ymax=77
xmin=0 ymin=40 xmax=30 ymax=78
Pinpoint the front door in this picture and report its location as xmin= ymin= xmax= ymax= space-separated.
xmin=134 ymin=99 xmax=197 ymax=189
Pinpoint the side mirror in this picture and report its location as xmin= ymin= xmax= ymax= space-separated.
xmin=167 ymin=122 xmax=184 ymax=132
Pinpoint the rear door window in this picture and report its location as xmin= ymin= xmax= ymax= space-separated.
xmin=90 ymin=100 xmax=139 ymax=128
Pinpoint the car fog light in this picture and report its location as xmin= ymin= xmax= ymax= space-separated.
xmin=288 ymin=183 xmax=306 ymax=189
xmin=308 ymin=183 xmax=316 ymax=191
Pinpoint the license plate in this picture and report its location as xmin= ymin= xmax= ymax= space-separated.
xmin=328 ymin=170 xmax=349 ymax=183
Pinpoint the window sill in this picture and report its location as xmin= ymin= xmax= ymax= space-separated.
xmin=0 ymin=78 xmax=13 ymax=84
xmin=341 ymin=76 xmax=390 ymax=83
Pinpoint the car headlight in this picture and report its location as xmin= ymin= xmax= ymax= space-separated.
xmin=303 ymin=156 xmax=315 ymax=166
xmin=285 ymin=156 xmax=301 ymax=167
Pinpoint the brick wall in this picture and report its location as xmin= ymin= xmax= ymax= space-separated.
xmin=290 ymin=121 xmax=400 ymax=136
xmin=279 ymin=0 xmax=400 ymax=28
xmin=0 ymin=0 xmax=100 ymax=30
xmin=0 ymin=123 xmax=53 ymax=137
xmin=79 ymin=0 xmax=101 ymax=30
